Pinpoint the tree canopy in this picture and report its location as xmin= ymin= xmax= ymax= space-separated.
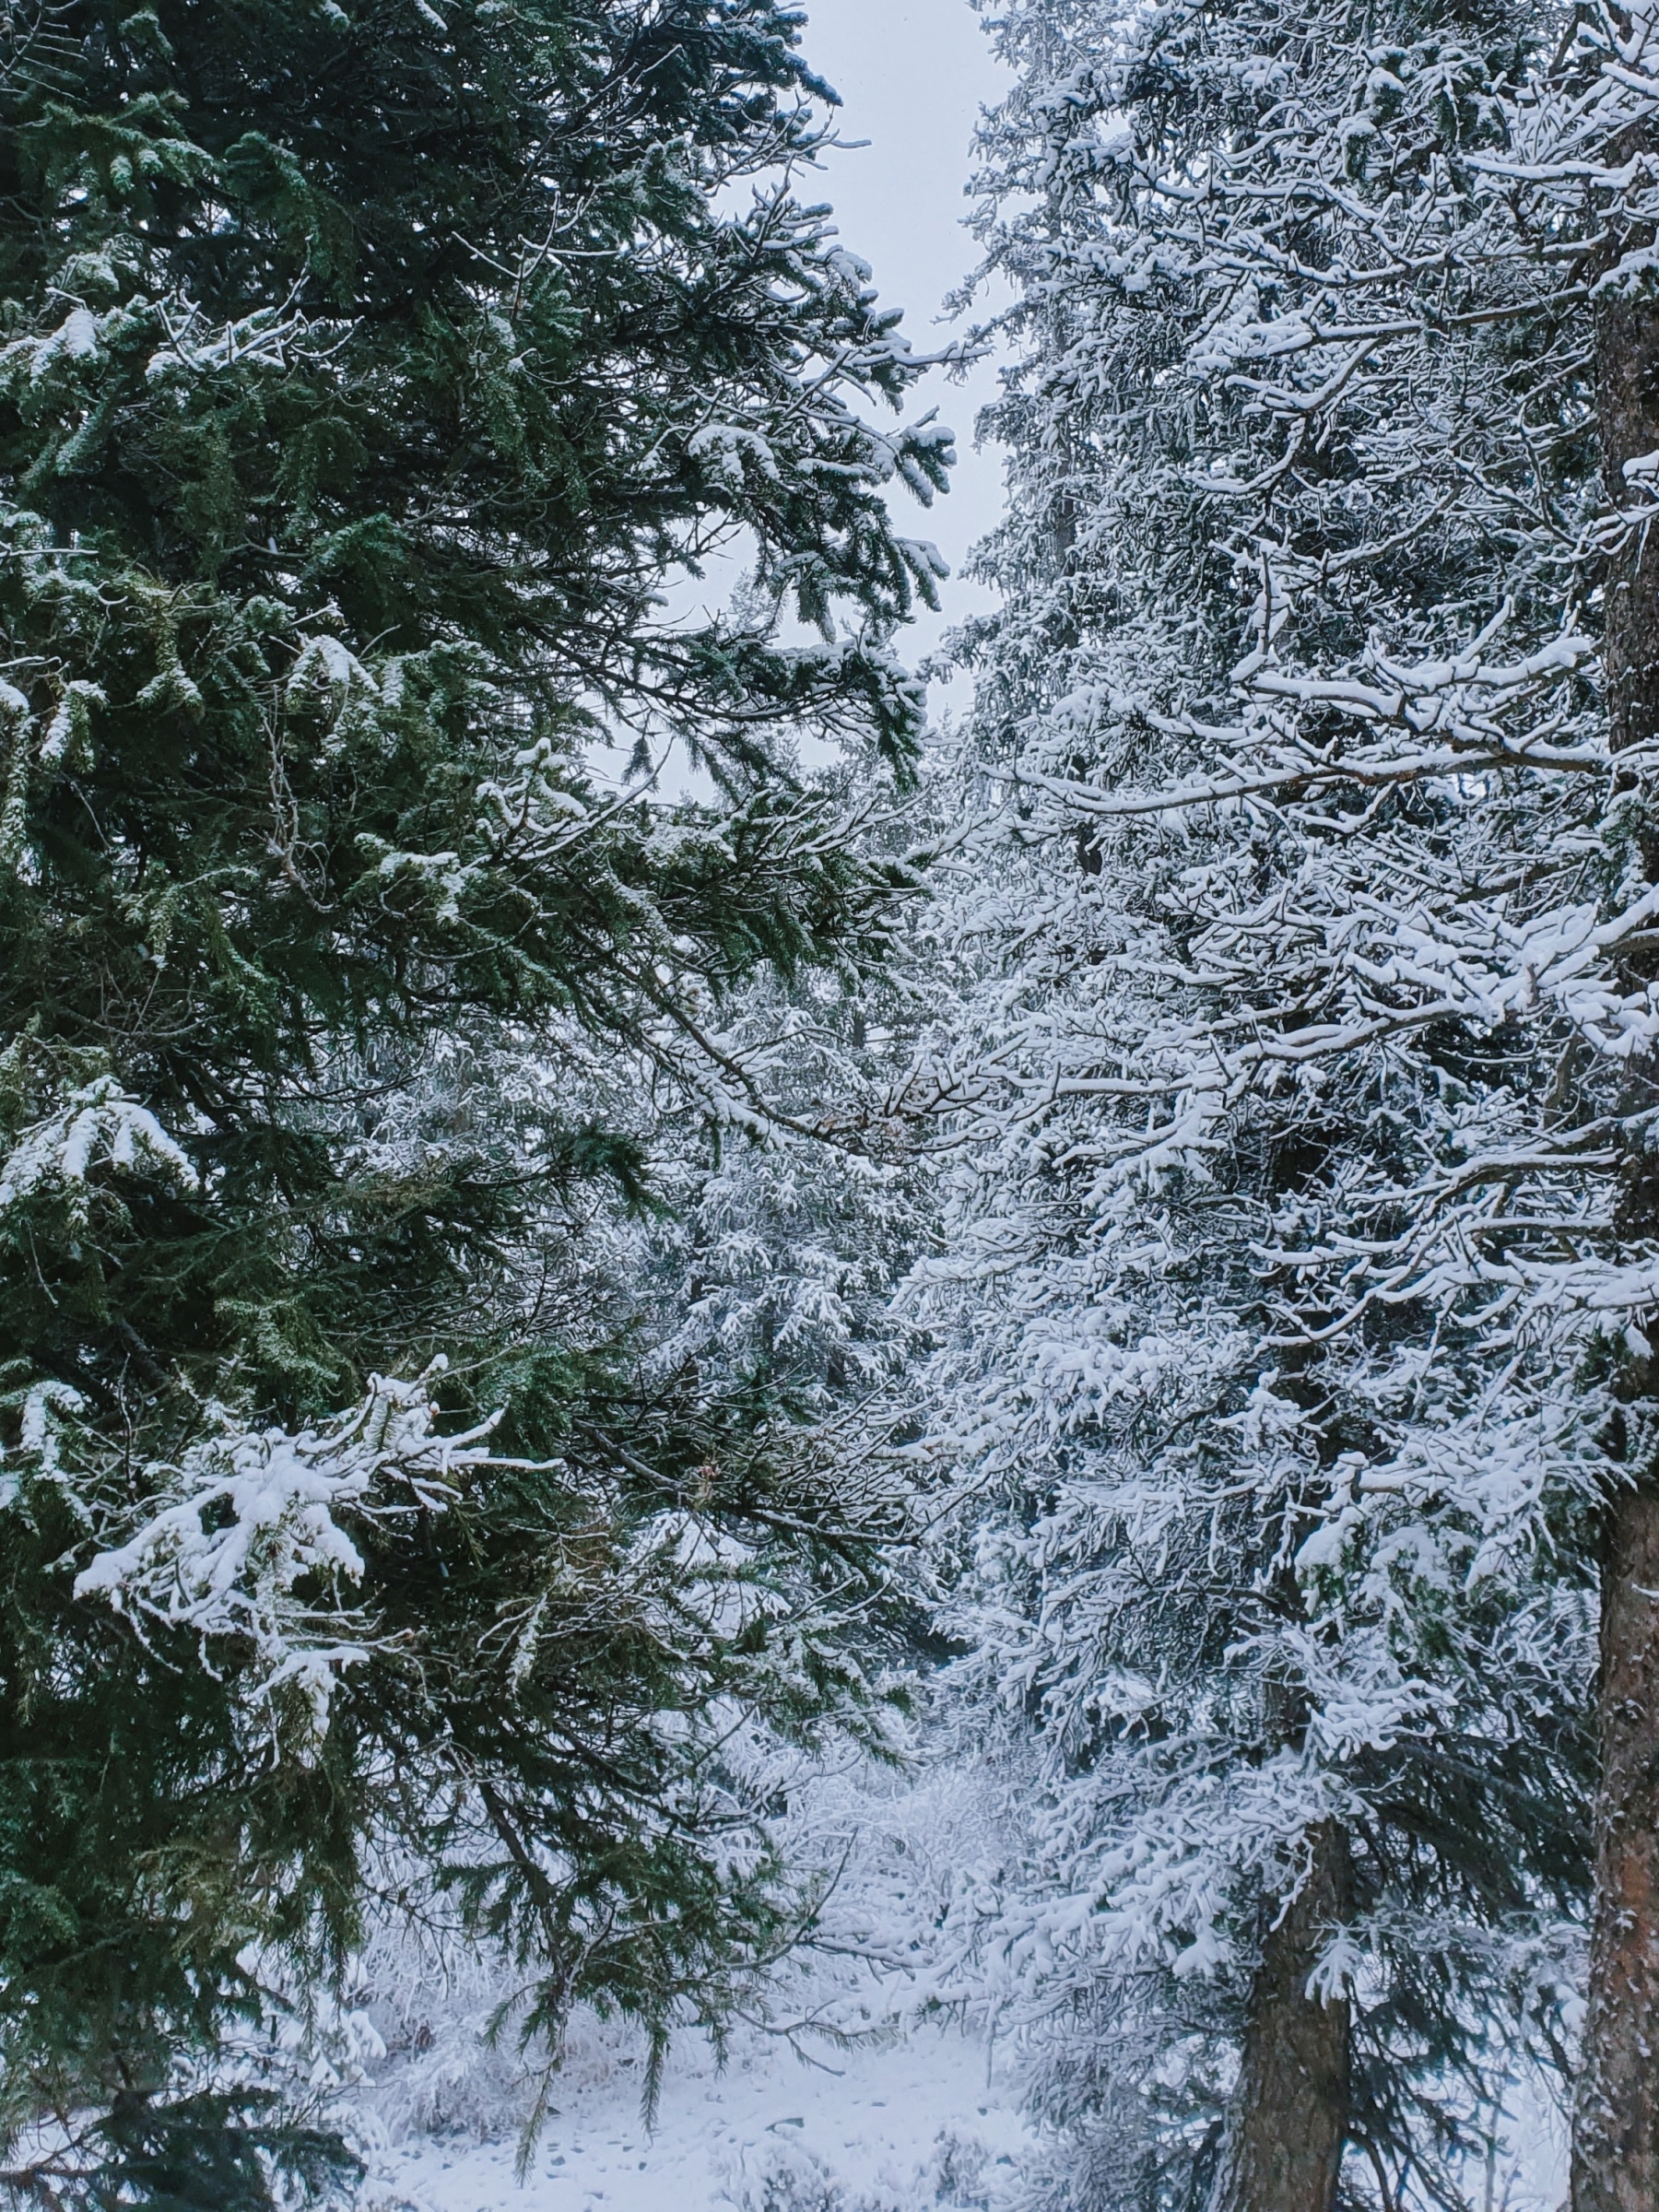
xmin=0 ymin=3 xmax=952 ymax=2198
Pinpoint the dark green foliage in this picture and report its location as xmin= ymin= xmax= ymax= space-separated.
xmin=88 ymin=2094 xmax=362 ymax=2212
xmin=5 ymin=2089 xmax=362 ymax=2212
xmin=0 ymin=0 xmax=944 ymax=2195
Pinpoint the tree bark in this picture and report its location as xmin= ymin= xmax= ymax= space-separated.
xmin=1573 ymin=1494 xmax=1659 ymax=2212
xmin=1209 ymin=1821 xmax=1351 ymax=2212
xmin=1572 ymin=293 xmax=1659 ymax=2212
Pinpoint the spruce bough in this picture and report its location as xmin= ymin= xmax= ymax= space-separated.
xmin=0 ymin=0 xmax=949 ymax=2196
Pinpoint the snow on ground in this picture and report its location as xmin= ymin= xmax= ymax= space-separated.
xmin=346 ymin=1758 xmax=1035 ymax=2212
xmin=339 ymin=1747 xmax=1565 ymax=2212
xmin=368 ymin=2016 xmax=1032 ymax=2212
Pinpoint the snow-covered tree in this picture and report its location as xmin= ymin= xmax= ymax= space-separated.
xmin=637 ymin=914 xmax=937 ymax=1415
xmin=903 ymin=0 xmax=1659 ymax=2204
xmin=0 ymin=3 xmax=957 ymax=2199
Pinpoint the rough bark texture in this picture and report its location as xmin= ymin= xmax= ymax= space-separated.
xmin=1573 ymin=1492 xmax=1659 ymax=2212
xmin=1572 ymin=294 xmax=1659 ymax=2212
xmin=1209 ymin=1822 xmax=1351 ymax=2212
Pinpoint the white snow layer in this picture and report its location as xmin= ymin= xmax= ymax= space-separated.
xmin=366 ymin=2018 xmax=1031 ymax=2212
xmin=330 ymin=1759 xmax=1036 ymax=2212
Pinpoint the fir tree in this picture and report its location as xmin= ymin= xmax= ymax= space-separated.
xmin=0 ymin=0 xmax=954 ymax=2197
xmin=911 ymin=0 xmax=1627 ymax=2206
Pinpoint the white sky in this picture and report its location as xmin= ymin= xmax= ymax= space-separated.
xmin=800 ymin=0 xmax=1014 ymax=676
xmin=648 ymin=0 xmax=1011 ymax=791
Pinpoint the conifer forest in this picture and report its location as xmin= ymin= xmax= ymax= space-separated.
xmin=13 ymin=0 xmax=1659 ymax=2206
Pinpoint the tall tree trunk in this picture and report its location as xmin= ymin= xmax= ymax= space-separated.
xmin=1209 ymin=1821 xmax=1351 ymax=2212
xmin=1572 ymin=295 xmax=1659 ymax=2212
xmin=1573 ymin=1494 xmax=1659 ymax=2212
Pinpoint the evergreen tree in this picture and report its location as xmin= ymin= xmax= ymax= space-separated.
xmin=910 ymin=0 xmax=1641 ymax=2205
xmin=638 ymin=937 xmax=935 ymax=1416
xmin=1004 ymin=6 xmax=1659 ymax=2201
xmin=0 ymin=1 xmax=955 ymax=2197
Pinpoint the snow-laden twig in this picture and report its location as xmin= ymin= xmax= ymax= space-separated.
xmin=75 ymin=1369 xmax=497 ymax=1735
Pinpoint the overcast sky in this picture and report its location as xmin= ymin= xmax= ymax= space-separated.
xmin=800 ymin=0 xmax=1014 ymax=674
xmin=651 ymin=2 xmax=1010 ymax=790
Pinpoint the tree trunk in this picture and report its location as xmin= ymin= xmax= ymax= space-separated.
xmin=1573 ymin=1493 xmax=1659 ymax=2212
xmin=1209 ymin=1821 xmax=1351 ymax=2212
xmin=1572 ymin=294 xmax=1659 ymax=2212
